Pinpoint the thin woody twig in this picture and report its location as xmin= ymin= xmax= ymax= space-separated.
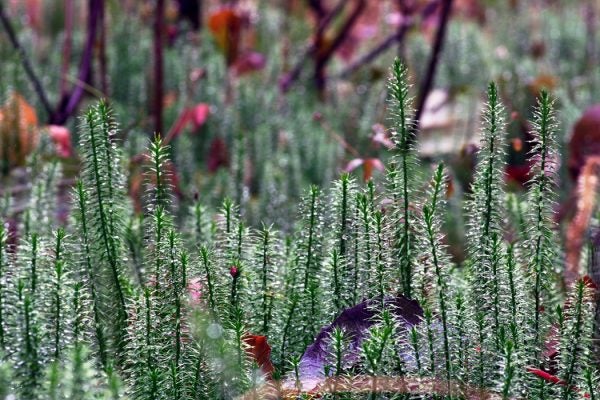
xmin=338 ymin=22 xmax=413 ymax=79
xmin=0 ymin=1 xmax=54 ymax=117
xmin=314 ymin=0 xmax=366 ymax=93
xmin=338 ymin=0 xmax=441 ymax=79
xmin=154 ymin=0 xmax=165 ymax=135
xmin=279 ymin=0 xmax=346 ymax=92
xmin=60 ymin=0 xmax=74 ymax=98
xmin=98 ymin=1 xmax=109 ymax=97
xmin=412 ymin=0 xmax=454 ymax=137
xmin=51 ymin=0 xmax=103 ymax=125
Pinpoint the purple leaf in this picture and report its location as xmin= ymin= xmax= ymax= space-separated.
xmin=295 ymin=296 xmax=422 ymax=391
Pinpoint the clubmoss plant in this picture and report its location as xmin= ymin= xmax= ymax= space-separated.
xmin=0 ymin=60 xmax=598 ymax=399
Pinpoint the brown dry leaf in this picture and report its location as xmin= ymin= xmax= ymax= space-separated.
xmin=565 ymin=157 xmax=600 ymax=285
xmin=527 ymin=74 xmax=558 ymax=97
xmin=208 ymin=7 xmax=243 ymax=65
xmin=568 ymin=104 xmax=600 ymax=180
xmin=0 ymin=92 xmax=39 ymax=169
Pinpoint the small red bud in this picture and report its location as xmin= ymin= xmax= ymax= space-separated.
xmin=230 ymin=266 xmax=239 ymax=278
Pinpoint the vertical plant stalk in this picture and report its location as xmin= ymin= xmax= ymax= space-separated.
xmin=22 ymin=294 xmax=41 ymax=398
xmin=331 ymin=249 xmax=342 ymax=313
xmin=358 ymin=194 xmax=372 ymax=294
xmin=75 ymin=181 xmax=108 ymax=368
xmin=302 ymin=186 xmax=319 ymax=290
xmin=527 ymin=90 xmax=557 ymax=357
xmin=200 ymin=247 xmax=216 ymax=315
xmin=412 ymin=0 xmax=454 ymax=136
xmin=29 ymin=233 xmax=39 ymax=295
xmin=280 ymin=293 xmax=299 ymax=370
xmin=560 ymin=281 xmax=590 ymax=400
xmin=313 ymin=0 xmax=366 ymax=95
xmin=52 ymin=229 xmax=66 ymax=360
xmin=353 ymin=201 xmax=361 ymax=304
xmin=422 ymin=163 xmax=451 ymax=385
xmin=260 ymin=227 xmax=272 ymax=333
xmin=85 ymin=108 xmax=127 ymax=338
xmin=98 ymin=0 xmax=109 ymax=96
xmin=374 ymin=211 xmax=385 ymax=304
xmin=338 ymin=174 xmax=350 ymax=257
xmin=51 ymin=0 xmax=103 ymax=125
xmin=506 ymin=244 xmax=520 ymax=345
xmin=466 ymin=83 xmax=506 ymax=369
xmin=60 ymin=0 xmax=74 ymax=98
xmin=168 ymin=231 xmax=181 ymax=394
xmin=153 ymin=0 xmax=165 ymax=135
xmin=491 ymin=233 xmax=502 ymax=348
xmin=502 ymin=340 xmax=515 ymax=399
xmin=389 ymin=60 xmax=416 ymax=298
xmin=0 ymin=223 xmax=6 ymax=352
xmin=0 ymin=1 xmax=53 ymax=116
xmin=409 ymin=326 xmax=422 ymax=375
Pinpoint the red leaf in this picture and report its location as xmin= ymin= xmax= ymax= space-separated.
xmin=232 ymin=51 xmax=266 ymax=76
xmin=526 ymin=367 xmax=588 ymax=397
xmin=165 ymin=108 xmax=192 ymax=143
xmin=191 ymin=103 xmax=210 ymax=129
xmin=207 ymin=137 xmax=229 ymax=173
xmin=243 ymin=335 xmax=274 ymax=376
xmin=164 ymin=103 xmax=210 ymax=144
xmin=505 ymin=164 xmax=531 ymax=186
xmin=580 ymin=275 xmax=598 ymax=290
xmin=526 ymin=367 xmax=565 ymax=385
xmin=47 ymin=125 xmax=73 ymax=158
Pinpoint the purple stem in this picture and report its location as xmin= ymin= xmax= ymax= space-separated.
xmin=50 ymin=0 xmax=103 ymax=125
xmin=411 ymin=0 xmax=454 ymax=137
xmin=0 ymin=1 xmax=53 ymax=117
xmin=154 ymin=0 xmax=165 ymax=135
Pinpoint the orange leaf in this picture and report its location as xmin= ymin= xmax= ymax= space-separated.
xmin=363 ymin=158 xmax=384 ymax=181
xmin=208 ymin=8 xmax=242 ymax=65
xmin=511 ymin=137 xmax=523 ymax=152
xmin=0 ymin=92 xmax=39 ymax=168
xmin=344 ymin=158 xmax=384 ymax=181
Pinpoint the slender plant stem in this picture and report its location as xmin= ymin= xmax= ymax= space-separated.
xmin=0 ymin=2 xmax=53 ymax=116
xmin=412 ymin=0 xmax=454 ymax=137
xmin=154 ymin=0 xmax=165 ymax=135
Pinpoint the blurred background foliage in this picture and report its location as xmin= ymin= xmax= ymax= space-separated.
xmin=0 ymin=0 xmax=599 ymax=258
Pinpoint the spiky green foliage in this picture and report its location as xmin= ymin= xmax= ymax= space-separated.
xmin=526 ymin=90 xmax=560 ymax=355
xmin=416 ymin=163 xmax=453 ymax=385
xmin=77 ymin=101 xmax=130 ymax=360
xmin=555 ymin=280 xmax=595 ymax=400
xmin=0 ymin=64 xmax=598 ymax=400
xmin=386 ymin=59 xmax=419 ymax=298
